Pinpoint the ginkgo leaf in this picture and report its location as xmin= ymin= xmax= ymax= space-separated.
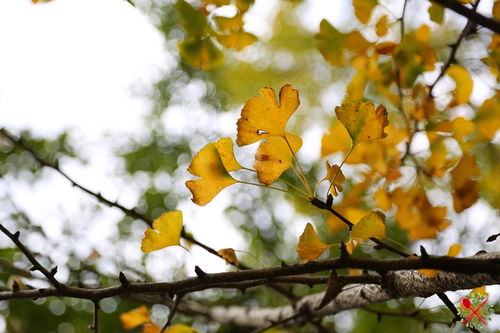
xmin=321 ymin=162 xmax=346 ymax=197
xmin=447 ymin=243 xmax=462 ymax=257
xmin=218 ymin=248 xmax=239 ymax=266
xmin=451 ymin=154 xmax=480 ymax=213
xmin=375 ymin=15 xmax=388 ymax=36
xmin=297 ymin=223 xmax=331 ymax=261
xmin=351 ymin=211 xmax=386 ymax=239
xmin=120 ymin=305 xmax=150 ymax=330
xmin=447 ymin=65 xmax=473 ymax=105
xmin=345 ymin=239 xmax=359 ymax=254
xmin=494 ymin=1 xmax=500 ymax=19
xmin=201 ymin=0 xmax=230 ymax=6
xmin=415 ymin=24 xmax=430 ymax=43
xmin=214 ymin=137 xmax=243 ymax=172
xmin=214 ymin=14 xmax=244 ymax=32
xmin=236 ymin=84 xmax=299 ymax=146
xmin=352 ymin=0 xmax=378 ymax=24
xmin=186 ymin=142 xmax=238 ymax=205
xmin=428 ymin=3 xmax=444 ymax=23
xmin=392 ymin=187 xmax=450 ymax=240
xmin=254 ymin=134 xmax=302 ymax=185
xmin=216 ymin=31 xmax=257 ymax=51
xmin=474 ymin=96 xmax=500 ymax=141
xmin=321 ymin=121 xmax=351 ymax=157
xmin=178 ymin=37 xmax=225 ymax=70
xmin=472 ymin=286 xmax=488 ymax=296
xmin=143 ymin=324 xmax=161 ymax=333
xmin=335 ymin=101 xmax=389 ymax=146
xmin=315 ymin=20 xmax=372 ymax=66
xmin=375 ymin=42 xmax=397 ymax=55
xmin=164 ymin=324 xmax=200 ymax=333
xmin=174 ymin=0 xmax=209 ymax=36
xmin=141 ymin=211 xmax=183 ymax=253
xmin=373 ymin=188 xmax=391 ymax=211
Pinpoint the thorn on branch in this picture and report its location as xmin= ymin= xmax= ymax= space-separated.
xmin=420 ymin=246 xmax=429 ymax=258
xmin=50 ymin=266 xmax=58 ymax=276
xmin=119 ymin=272 xmax=129 ymax=287
xmin=326 ymin=194 xmax=333 ymax=208
xmin=487 ymin=233 xmax=500 ymax=242
xmin=11 ymin=280 xmax=20 ymax=292
xmin=29 ymin=266 xmax=36 ymax=271
xmin=194 ymin=266 xmax=207 ymax=278
xmin=13 ymin=231 xmax=20 ymax=239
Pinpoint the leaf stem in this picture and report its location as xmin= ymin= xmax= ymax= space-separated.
xmin=236 ymin=180 xmax=309 ymax=199
xmin=282 ymin=135 xmax=313 ymax=198
xmin=326 ymin=145 xmax=354 ymax=200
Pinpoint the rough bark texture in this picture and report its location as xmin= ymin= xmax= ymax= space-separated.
xmin=181 ymin=252 xmax=500 ymax=328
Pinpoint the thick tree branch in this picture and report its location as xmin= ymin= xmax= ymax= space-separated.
xmin=432 ymin=0 xmax=500 ymax=33
xmin=196 ymin=265 xmax=500 ymax=328
xmin=0 ymin=252 xmax=498 ymax=301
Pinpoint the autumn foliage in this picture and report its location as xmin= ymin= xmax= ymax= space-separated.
xmin=6 ymin=0 xmax=500 ymax=332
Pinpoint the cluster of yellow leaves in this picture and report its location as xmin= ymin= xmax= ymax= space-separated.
xmin=186 ymin=84 xmax=305 ymax=205
xmin=175 ymin=0 xmax=256 ymax=70
xmin=120 ymin=305 xmax=198 ymax=333
xmin=392 ymin=187 xmax=450 ymax=240
xmin=297 ymin=211 xmax=386 ymax=261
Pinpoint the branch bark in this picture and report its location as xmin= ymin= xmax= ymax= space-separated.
xmin=432 ymin=0 xmax=500 ymax=33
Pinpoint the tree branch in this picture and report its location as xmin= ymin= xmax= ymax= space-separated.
xmin=431 ymin=0 xmax=500 ymax=33
xmin=0 ymin=224 xmax=63 ymax=290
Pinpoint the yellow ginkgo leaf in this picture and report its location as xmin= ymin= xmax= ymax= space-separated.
xmin=214 ymin=137 xmax=243 ymax=172
xmin=447 ymin=65 xmax=473 ymax=106
xmin=375 ymin=15 xmax=388 ymax=36
xmin=214 ymin=14 xmax=244 ymax=32
xmin=321 ymin=121 xmax=351 ymax=157
xmin=164 ymin=324 xmax=199 ymax=333
xmin=297 ymin=223 xmax=331 ymax=262
xmin=236 ymin=84 xmax=299 ymax=146
xmin=217 ymin=248 xmax=239 ymax=266
xmin=472 ymin=286 xmax=488 ymax=296
xmin=254 ymin=134 xmax=302 ymax=185
xmin=216 ymin=31 xmax=257 ymax=51
xmin=352 ymin=0 xmax=378 ymax=24
xmin=373 ymin=187 xmax=391 ymax=211
xmin=447 ymin=243 xmax=462 ymax=257
xmin=451 ymin=154 xmax=480 ymax=213
xmin=345 ymin=238 xmax=359 ymax=254
xmin=178 ymin=37 xmax=225 ymax=71
xmin=351 ymin=211 xmax=386 ymax=239
xmin=415 ymin=24 xmax=431 ymax=43
xmin=418 ymin=269 xmax=439 ymax=278
xmin=475 ymin=95 xmax=500 ymax=141
xmin=428 ymin=3 xmax=444 ymax=23
xmin=143 ymin=324 xmax=161 ymax=333
xmin=335 ymin=101 xmax=389 ymax=146
xmin=322 ymin=162 xmax=346 ymax=197
xmin=186 ymin=142 xmax=238 ymax=206
xmin=120 ymin=305 xmax=150 ymax=330
xmin=141 ymin=211 xmax=183 ymax=253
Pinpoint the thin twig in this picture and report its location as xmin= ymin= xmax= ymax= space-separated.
xmin=0 ymin=224 xmax=63 ymax=290
xmin=162 ymin=294 xmax=183 ymax=332
xmin=429 ymin=0 xmax=481 ymax=95
xmin=91 ymin=301 xmax=99 ymax=333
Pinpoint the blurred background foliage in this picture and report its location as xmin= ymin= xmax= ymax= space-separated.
xmin=0 ymin=0 xmax=499 ymax=331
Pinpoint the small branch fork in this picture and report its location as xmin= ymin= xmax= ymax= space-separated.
xmin=432 ymin=0 xmax=500 ymax=33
